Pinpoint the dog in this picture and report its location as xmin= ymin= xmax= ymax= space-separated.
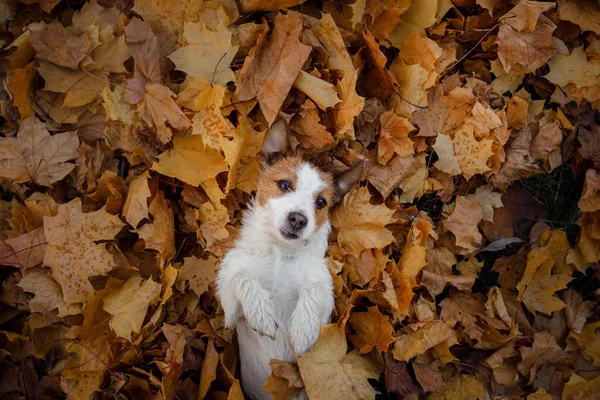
xmin=216 ymin=119 xmax=363 ymax=400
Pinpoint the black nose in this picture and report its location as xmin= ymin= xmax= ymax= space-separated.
xmin=287 ymin=212 xmax=307 ymax=230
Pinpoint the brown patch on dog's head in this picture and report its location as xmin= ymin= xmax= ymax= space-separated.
xmin=256 ymin=156 xmax=304 ymax=206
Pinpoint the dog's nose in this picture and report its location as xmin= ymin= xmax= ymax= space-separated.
xmin=287 ymin=212 xmax=307 ymax=230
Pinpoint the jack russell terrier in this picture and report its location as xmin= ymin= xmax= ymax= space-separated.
xmin=216 ymin=119 xmax=363 ymax=400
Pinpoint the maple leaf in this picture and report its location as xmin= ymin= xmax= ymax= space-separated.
xmin=138 ymin=83 xmax=191 ymax=144
xmin=263 ymin=360 xmax=304 ymax=400
xmin=557 ymin=0 xmax=600 ymax=35
xmin=236 ymin=13 xmax=311 ymax=126
xmin=0 ymin=117 xmax=79 ymax=186
xmin=138 ymin=192 xmax=176 ymax=266
xmin=168 ymin=16 xmax=239 ymax=85
xmin=400 ymin=31 xmax=443 ymax=72
xmin=344 ymin=248 xmax=388 ymax=287
xmin=122 ymin=171 xmax=151 ymax=228
xmin=545 ymin=46 xmax=600 ymax=103
xmin=392 ymin=320 xmax=457 ymax=362
xmin=156 ymin=324 xmax=190 ymax=400
xmin=349 ymin=306 xmax=395 ymax=353
xmin=297 ymin=322 xmax=380 ymax=400
xmin=30 ymin=21 xmax=93 ymax=69
xmin=37 ymin=61 xmax=107 ymax=108
xmin=413 ymin=86 xmax=477 ymax=137
xmin=421 ymin=246 xmax=475 ymax=297
xmin=102 ymin=274 xmax=161 ymax=341
xmin=175 ymin=255 xmax=218 ymax=296
xmin=365 ymin=152 xmax=419 ymax=198
xmin=500 ymin=1 xmax=555 ymax=32
xmin=452 ymin=124 xmax=495 ymax=180
xmin=330 ymin=186 xmax=395 ymax=258
xmin=377 ymin=111 xmax=416 ymax=165
xmin=151 ymin=133 xmax=228 ymax=186
xmin=518 ymin=331 xmax=572 ymax=384
xmin=289 ymin=100 xmax=334 ymax=153
xmin=495 ymin=14 xmax=557 ymax=72
xmin=198 ymin=340 xmax=219 ymax=400
xmin=466 ymin=185 xmax=503 ymax=222
xmin=221 ymin=115 xmax=266 ymax=194
xmin=577 ymin=125 xmax=600 ymax=167
xmin=43 ymin=198 xmax=124 ymax=305
xmin=445 ymin=196 xmax=483 ymax=254
xmin=17 ymin=271 xmax=82 ymax=317
xmin=516 ymin=247 xmax=572 ymax=315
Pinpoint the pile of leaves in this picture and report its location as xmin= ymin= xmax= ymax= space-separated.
xmin=1 ymin=0 xmax=600 ymax=398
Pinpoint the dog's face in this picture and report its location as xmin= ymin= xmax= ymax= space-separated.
xmin=255 ymin=119 xmax=363 ymax=242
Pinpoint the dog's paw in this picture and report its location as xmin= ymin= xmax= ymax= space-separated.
xmin=290 ymin=330 xmax=318 ymax=356
xmin=248 ymin=310 xmax=278 ymax=340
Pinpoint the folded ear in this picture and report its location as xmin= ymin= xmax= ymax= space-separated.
xmin=261 ymin=119 xmax=289 ymax=164
xmin=333 ymin=160 xmax=364 ymax=204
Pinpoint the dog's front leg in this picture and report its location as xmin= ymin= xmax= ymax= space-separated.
xmin=234 ymin=272 xmax=278 ymax=339
xmin=289 ymin=282 xmax=334 ymax=356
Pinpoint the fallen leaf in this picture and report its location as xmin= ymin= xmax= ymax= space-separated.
xmin=152 ymin=133 xmax=228 ymax=186
xmin=102 ymin=274 xmax=161 ymax=341
xmin=297 ymin=322 xmax=380 ymax=400
xmin=421 ymin=246 xmax=475 ymax=297
xmin=495 ymin=15 xmax=557 ymax=72
xmin=430 ymin=374 xmax=487 ymax=400
xmin=43 ymin=198 xmax=124 ymax=305
xmin=330 ymin=186 xmax=395 ymax=258
xmin=263 ymin=359 xmax=304 ymax=400
xmin=557 ymin=0 xmax=600 ymax=35
xmin=377 ymin=111 xmax=416 ymax=165
xmin=138 ymin=83 xmax=191 ymax=144
xmin=175 ymin=255 xmax=218 ymax=296
xmin=122 ymin=171 xmax=151 ymax=228
xmin=292 ymin=71 xmax=341 ymax=110
xmin=138 ymin=192 xmax=176 ymax=266
xmin=518 ymin=331 xmax=572 ymax=384
xmin=30 ymin=21 xmax=93 ymax=69
xmin=168 ymin=16 xmax=239 ymax=85
xmin=452 ymin=124 xmax=494 ymax=180
xmin=516 ymin=247 xmax=572 ymax=315
xmin=578 ymin=163 xmax=600 ymax=212
xmin=349 ymin=306 xmax=395 ymax=353
xmin=445 ymin=196 xmax=483 ymax=254
xmin=17 ymin=271 xmax=82 ymax=317
xmin=7 ymin=62 xmax=36 ymax=118
xmin=562 ymin=373 xmax=600 ymax=400
xmin=500 ymin=1 xmax=555 ymax=32
xmin=334 ymin=69 xmax=365 ymax=139
xmin=236 ymin=13 xmax=311 ymax=125
xmin=0 ymin=116 xmax=79 ymax=186
xmin=198 ymin=340 xmax=218 ymax=400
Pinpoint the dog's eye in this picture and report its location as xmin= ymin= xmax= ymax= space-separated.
xmin=315 ymin=197 xmax=327 ymax=209
xmin=277 ymin=180 xmax=291 ymax=191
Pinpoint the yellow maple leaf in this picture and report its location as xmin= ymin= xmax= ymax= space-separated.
xmin=392 ymin=320 xmax=457 ymax=361
xmin=263 ymin=360 xmax=304 ymax=400
xmin=297 ymin=322 xmax=380 ymax=400
xmin=43 ymin=198 xmax=124 ymax=305
xmin=17 ymin=271 xmax=82 ymax=317
xmin=175 ymin=255 xmax=218 ymax=296
xmin=430 ymin=374 xmax=487 ymax=400
xmin=152 ymin=133 xmax=228 ymax=186
xmin=168 ymin=16 xmax=239 ymax=85
xmin=102 ymin=274 xmax=161 ymax=341
xmin=452 ymin=124 xmax=494 ymax=180
xmin=7 ymin=62 xmax=36 ymax=118
xmin=138 ymin=83 xmax=191 ymax=144
xmin=349 ymin=306 xmax=395 ymax=353
xmin=377 ymin=110 xmax=416 ymax=165
xmin=330 ymin=186 xmax=395 ymax=258
xmin=516 ymin=247 xmax=572 ymax=315
xmin=334 ymin=69 xmax=365 ymax=139
xmin=292 ymin=70 xmax=341 ymax=110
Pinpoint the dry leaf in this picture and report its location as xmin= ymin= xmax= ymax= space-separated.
xmin=122 ymin=171 xmax=151 ymax=228
xmin=175 ymin=255 xmax=218 ymax=296
xmin=138 ymin=192 xmax=176 ymax=265
xmin=445 ymin=196 xmax=483 ymax=254
xmin=0 ymin=116 xmax=79 ymax=186
xmin=30 ymin=21 xmax=93 ymax=69
xmin=330 ymin=186 xmax=395 ymax=258
xmin=377 ymin=111 xmax=416 ymax=165
xmin=236 ymin=13 xmax=311 ymax=125
xmin=349 ymin=306 xmax=395 ymax=353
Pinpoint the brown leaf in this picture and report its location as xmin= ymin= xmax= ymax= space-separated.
xmin=236 ymin=13 xmax=311 ymax=125
xmin=518 ymin=331 xmax=572 ymax=384
xmin=7 ymin=62 xmax=36 ymax=119
xmin=297 ymin=322 xmax=380 ymax=400
xmin=500 ymin=1 xmax=555 ymax=32
xmin=122 ymin=171 xmax=151 ymax=228
xmin=0 ymin=116 xmax=79 ymax=186
xmin=578 ymin=169 xmax=600 ymax=212
xmin=175 ymin=255 xmax=218 ymax=296
xmin=102 ymin=274 xmax=161 ymax=341
xmin=198 ymin=340 xmax=218 ymax=400
xmin=330 ymin=186 xmax=395 ymax=258
xmin=17 ymin=270 xmax=81 ymax=317
xmin=557 ymin=0 xmax=600 ymax=35
xmin=263 ymin=360 xmax=304 ymax=400
xmin=43 ymin=198 xmax=124 ymax=305
xmin=30 ymin=21 xmax=93 ymax=69
xmin=392 ymin=320 xmax=456 ymax=361
xmin=577 ymin=125 xmax=600 ymax=167
xmin=138 ymin=192 xmax=176 ymax=266
xmin=445 ymin=196 xmax=483 ymax=254
xmin=377 ymin=111 xmax=416 ymax=165
xmin=421 ymin=246 xmax=475 ymax=297
xmin=349 ymin=306 xmax=395 ymax=353
xmin=495 ymin=15 xmax=557 ymax=72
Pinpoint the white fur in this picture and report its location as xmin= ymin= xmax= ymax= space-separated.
xmin=216 ymin=162 xmax=335 ymax=400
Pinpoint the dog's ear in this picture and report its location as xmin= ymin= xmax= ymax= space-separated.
xmin=261 ymin=119 xmax=289 ymax=165
xmin=333 ymin=160 xmax=364 ymax=205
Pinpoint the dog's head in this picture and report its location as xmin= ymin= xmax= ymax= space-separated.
xmin=255 ymin=119 xmax=363 ymax=242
